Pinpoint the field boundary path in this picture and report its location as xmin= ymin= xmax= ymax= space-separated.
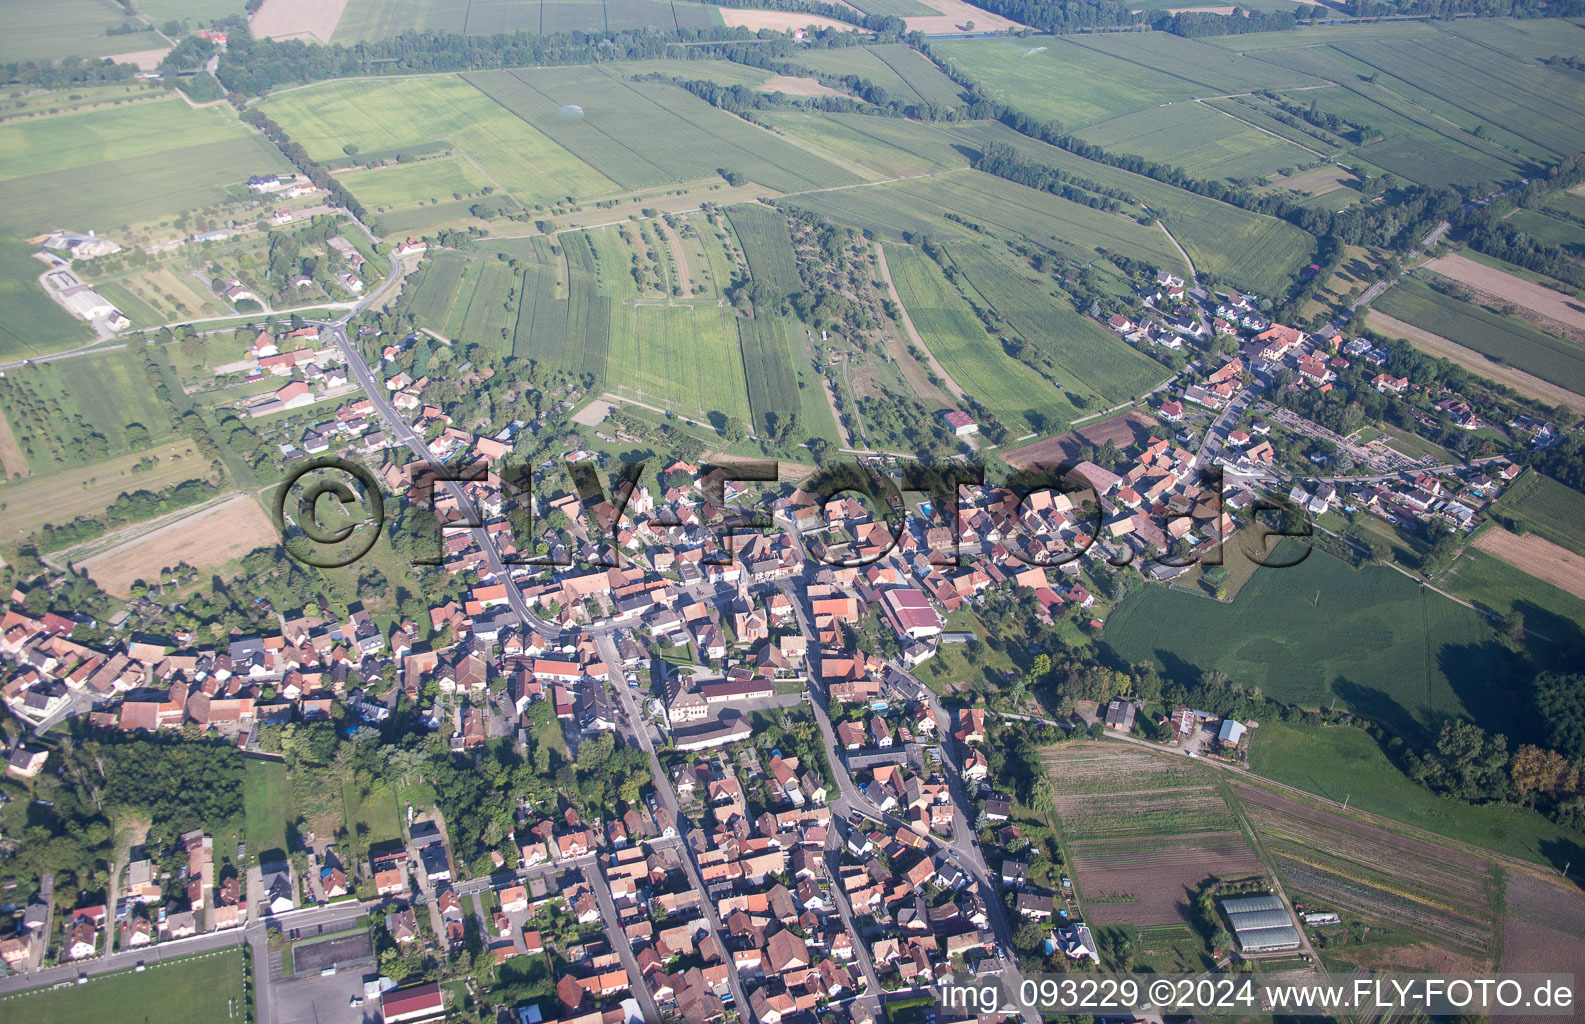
xmin=658 ymin=219 xmax=694 ymax=298
xmin=873 ymin=243 xmax=969 ymax=404
xmin=1195 ymin=98 xmax=1331 ymax=159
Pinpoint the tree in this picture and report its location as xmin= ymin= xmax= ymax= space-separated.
xmin=1509 ymin=745 xmax=1579 ymax=801
xmin=1532 ymin=671 xmax=1585 ymax=761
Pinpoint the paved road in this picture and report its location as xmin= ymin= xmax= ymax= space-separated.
xmin=587 ymin=861 xmax=664 ymax=1023
xmin=328 ymin=321 xmax=557 ymax=641
xmin=774 ymin=572 xmax=1035 ymax=1022
xmin=595 ymin=632 xmax=756 ymax=1022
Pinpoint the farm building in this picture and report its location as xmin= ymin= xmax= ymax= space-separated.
xmin=1218 ymin=719 xmax=1247 ymax=746
xmin=942 ymin=410 xmax=979 ymax=436
xmin=1221 ymin=894 xmax=1300 ymax=953
xmin=1104 ymin=699 xmax=1136 ymax=731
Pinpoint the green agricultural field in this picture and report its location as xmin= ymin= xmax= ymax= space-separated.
xmin=1489 ymin=471 xmax=1585 ymax=556
xmin=946 ymin=244 xmax=1167 ymax=407
xmin=888 ymin=245 xmax=1069 ymax=432
xmin=260 ymin=76 xmax=616 ymax=208
xmin=334 ymin=0 xmax=468 ymax=40
xmin=580 ymin=225 xmax=642 ymax=302
xmin=783 ymin=168 xmax=1185 ymax=273
xmin=1442 ymin=16 xmax=1585 ymax=61
xmin=441 ymin=261 xmax=484 ymax=339
xmin=934 ymin=37 xmax=1205 ymax=129
xmin=726 ymin=204 xmax=801 ymax=296
xmin=1372 ymin=276 xmax=1585 ymax=397
xmin=338 ymin=156 xmax=493 ymax=212
xmin=1066 ymin=31 xmax=1327 ymax=95
xmin=606 ymin=303 xmax=752 ymax=423
xmin=459 ymin=258 xmax=519 ymax=354
xmin=1246 ymin=32 xmax=1569 ymax=183
xmin=407 ymin=251 xmax=470 ymax=330
xmin=936 ymin=34 xmax=1323 ymax=130
xmin=0 ymin=439 xmax=205 ymax=542
xmin=510 ymin=264 xmax=611 ymax=377
xmin=0 ymin=98 xmax=251 ymax=182
xmin=0 ymin=82 xmax=167 ymax=122
xmin=1504 ymin=208 xmax=1585 ymax=258
xmin=1331 ymin=36 xmax=1585 ymax=162
xmin=0 ymin=349 xmax=180 ymax=473
xmin=1541 ymin=186 xmax=1585 ymax=224
xmin=0 ymin=236 xmax=93 ymax=358
xmin=1103 ymin=543 xmax=1515 ymax=742
xmin=1076 ymin=103 xmax=1320 ymax=182
xmin=0 ymin=948 xmax=246 ymax=1024
xmin=465 ymin=67 xmax=860 ymax=193
xmin=0 ymin=0 xmax=158 ymax=63
xmin=513 ymin=264 xmax=566 ymax=363
xmin=761 ymin=111 xmax=971 ymax=181
xmin=612 ymin=58 xmax=774 ymax=89
xmin=1249 ymin=719 xmax=1585 ymax=868
xmin=0 ymin=98 xmax=292 ymax=234
xmin=1205 ymin=96 xmax=1347 ymax=158
xmin=334 ymin=0 xmax=719 ymax=39
xmin=134 ymin=0 xmax=248 ymax=21
xmin=948 ymin=121 xmax=1315 ymax=294
xmin=791 ymin=44 xmax=967 ymax=109
xmin=243 ymin=758 xmax=291 ymax=861
xmin=1439 ymin=546 xmax=1585 ymax=651
xmin=839 ymin=0 xmax=935 ymax=15
xmin=738 ymin=315 xmax=801 ymax=437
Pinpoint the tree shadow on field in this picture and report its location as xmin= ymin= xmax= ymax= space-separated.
xmin=1435 ymin=640 xmax=1525 ymax=742
xmin=1538 ymin=837 xmax=1585 ymax=888
xmin=1331 ymin=676 xmax=1422 ymax=746
xmin=1148 ymin=647 xmax=1208 ymax=690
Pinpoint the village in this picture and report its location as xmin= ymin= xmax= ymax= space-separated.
xmin=0 ymin=191 xmax=1556 ymax=1024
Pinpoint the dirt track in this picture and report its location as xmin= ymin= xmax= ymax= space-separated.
xmin=1365 ymin=309 xmax=1583 ymax=412
xmin=1473 ymin=527 xmax=1585 ymax=601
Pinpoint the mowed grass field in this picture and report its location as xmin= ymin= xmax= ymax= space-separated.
xmin=465 ymin=65 xmax=860 ymax=193
xmin=888 ymin=245 xmax=1063 ymax=432
xmin=945 ymin=122 xmax=1313 ymax=295
xmin=606 ymin=303 xmax=752 ymax=423
xmin=783 ymin=169 xmax=1185 ymax=271
xmin=1439 ymin=546 xmax=1585 ymax=652
xmin=1249 ymin=719 xmax=1585 ymax=868
xmin=0 ymin=439 xmax=206 ymax=545
xmin=1075 ymin=102 xmax=1320 ymax=182
xmin=338 ymin=155 xmax=493 ymax=212
xmin=0 ymin=96 xmax=291 ymax=234
xmin=0 ymin=0 xmax=158 ymax=62
xmin=1489 ymin=471 xmax=1585 ymax=556
xmin=1372 ymin=277 xmax=1585 ymax=397
xmin=333 ymin=0 xmax=722 ymax=40
xmin=934 ymin=34 xmax=1322 ymax=130
xmin=788 ymin=43 xmax=966 ymax=109
xmin=1102 ymin=544 xmax=1515 ymax=742
xmin=947 ymin=243 xmax=1166 ymax=408
xmin=0 ymin=947 xmax=246 ymax=1023
xmin=260 ymin=75 xmax=617 ymax=208
xmin=760 ymin=111 xmax=972 ymax=181
xmin=0 ymin=236 xmax=93 ymax=357
xmin=243 ymin=757 xmax=292 ymax=860
xmin=0 ymin=349 xmax=181 ymax=473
